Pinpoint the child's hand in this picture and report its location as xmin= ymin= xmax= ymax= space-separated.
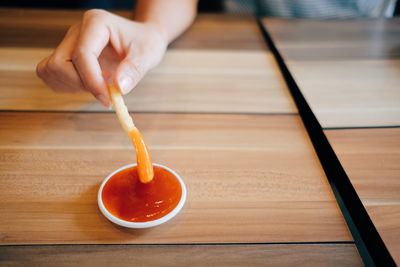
xmin=36 ymin=9 xmax=168 ymax=107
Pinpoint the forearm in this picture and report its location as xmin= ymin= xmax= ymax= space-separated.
xmin=134 ymin=0 xmax=198 ymax=43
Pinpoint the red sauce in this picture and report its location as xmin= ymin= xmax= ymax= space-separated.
xmin=102 ymin=165 xmax=182 ymax=222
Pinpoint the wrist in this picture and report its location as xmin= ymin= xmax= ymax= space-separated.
xmin=151 ymin=22 xmax=169 ymax=44
xmin=138 ymin=20 xmax=169 ymax=45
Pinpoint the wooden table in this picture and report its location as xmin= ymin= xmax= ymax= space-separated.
xmin=262 ymin=18 xmax=400 ymax=128
xmin=3 ymin=8 xmax=395 ymax=266
xmin=263 ymin=18 xmax=400 ymax=265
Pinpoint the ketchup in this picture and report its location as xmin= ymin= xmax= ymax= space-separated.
xmin=102 ymin=165 xmax=182 ymax=222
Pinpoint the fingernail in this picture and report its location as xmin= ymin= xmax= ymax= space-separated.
xmin=118 ymin=75 xmax=134 ymax=95
xmin=97 ymin=95 xmax=110 ymax=109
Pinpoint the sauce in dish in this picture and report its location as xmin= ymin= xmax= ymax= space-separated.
xmin=102 ymin=165 xmax=182 ymax=222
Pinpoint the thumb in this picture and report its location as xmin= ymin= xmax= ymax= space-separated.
xmin=115 ymin=55 xmax=144 ymax=95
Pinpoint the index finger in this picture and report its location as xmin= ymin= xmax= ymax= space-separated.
xmin=72 ymin=10 xmax=111 ymax=107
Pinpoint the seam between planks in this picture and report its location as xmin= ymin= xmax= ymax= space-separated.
xmin=256 ymin=17 xmax=396 ymax=267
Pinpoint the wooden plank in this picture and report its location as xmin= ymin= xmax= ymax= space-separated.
xmin=262 ymin=18 xmax=400 ymax=128
xmin=0 ymin=113 xmax=308 ymax=149
xmin=325 ymin=128 xmax=400 ymax=264
xmin=365 ymin=205 xmax=400 ymax=265
xmin=262 ymin=18 xmax=400 ymax=61
xmin=0 ymin=48 xmax=296 ymax=113
xmin=264 ymin=18 xmax=399 ymax=261
xmin=287 ymin=59 xmax=400 ymax=128
xmin=0 ymin=112 xmax=351 ymax=244
xmin=0 ymin=10 xmax=285 ymax=112
xmin=0 ymin=244 xmax=362 ymax=267
xmin=0 ymin=9 xmax=266 ymax=50
xmin=325 ymin=128 xmax=400 ymax=203
xmin=171 ymin=14 xmax=267 ymax=50
xmin=0 ymin=8 xmax=84 ymax=48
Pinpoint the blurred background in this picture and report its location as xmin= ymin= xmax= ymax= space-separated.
xmin=0 ymin=0 xmax=399 ymax=18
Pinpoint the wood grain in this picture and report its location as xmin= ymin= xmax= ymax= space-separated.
xmin=0 ymin=113 xmax=311 ymax=150
xmin=0 ymin=47 xmax=296 ymax=113
xmin=262 ymin=18 xmax=400 ymax=128
xmin=0 ymin=8 xmax=85 ymax=48
xmin=366 ymin=205 xmax=400 ymax=265
xmin=325 ymin=128 xmax=400 ymax=263
xmin=0 ymin=9 xmax=266 ymax=50
xmin=325 ymin=128 xmax=400 ymax=203
xmin=0 ymin=244 xmax=362 ymax=267
xmin=263 ymin=18 xmax=400 ymax=60
xmin=171 ymin=14 xmax=267 ymax=50
xmin=0 ymin=112 xmax=351 ymax=244
xmin=287 ymin=59 xmax=400 ymax=128
xmin=264 ymin=17 xmax=400 ymax=261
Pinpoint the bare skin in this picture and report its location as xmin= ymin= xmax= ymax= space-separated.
xmin=36 ymin=0 xmax=198 ymax=107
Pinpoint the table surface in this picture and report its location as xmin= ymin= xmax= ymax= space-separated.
xmin=0 ymin=10 xmax=296 ymax=114
xmin=0 ymin=7 xmax=397 ymax=266
xmin=325 ymin=128 xmax=400 ymax=263
xmin=263 ymin=18 xmax=400 ymax=264
xmin=263 ymin=18 xmax=400 ymax=128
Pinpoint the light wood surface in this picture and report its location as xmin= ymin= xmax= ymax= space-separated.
xmin=262 ymin=18 xmax=400 ymax=61
xmin=262 ymin=18 xmax=400 ymax=128
xmin=288 ymin=59 xmax=400 ymax=128
xmin=0 ymin=47 xmax=295 ymax=113
xmin=0 ymin=9 xmax=295 ymax=113
xmin=325 ymin=128 xmax=400 ymax=263
xmin=0 ymin=244 xmax=362 ymax=267
xmin=263 ymin=17 xmax=399 ymax=262
xmin=0 ymin=112 xmax=350 ymax=244
xmin=325 ymin=128 xmax=400 ymax=203
xmin=0 ymin=8 xmax=362 ymax=264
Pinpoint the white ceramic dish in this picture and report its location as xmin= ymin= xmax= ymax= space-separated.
xmin=98 ymin=163 xmax=187 ymax=229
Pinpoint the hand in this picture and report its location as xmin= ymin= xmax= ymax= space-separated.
xmin=36 ymin=9 xmax=168 ymax=107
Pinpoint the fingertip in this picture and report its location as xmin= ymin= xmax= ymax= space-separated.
xmin=117 ymin=75 xmax=134 ymax=95
xmin=36 ymin=56 xmax=49 ymax=79
xmin=115 ymin=57 xmax=142 ymax=95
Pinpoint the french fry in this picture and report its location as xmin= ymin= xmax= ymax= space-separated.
xmin=108 ymin=84 xmax=135 ymax=133
xmin=108 ymin=83 xmax=154 ymax=183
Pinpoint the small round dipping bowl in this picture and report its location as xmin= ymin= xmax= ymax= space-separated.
xmin=98 ymin=163 xmax=187 ymax=229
